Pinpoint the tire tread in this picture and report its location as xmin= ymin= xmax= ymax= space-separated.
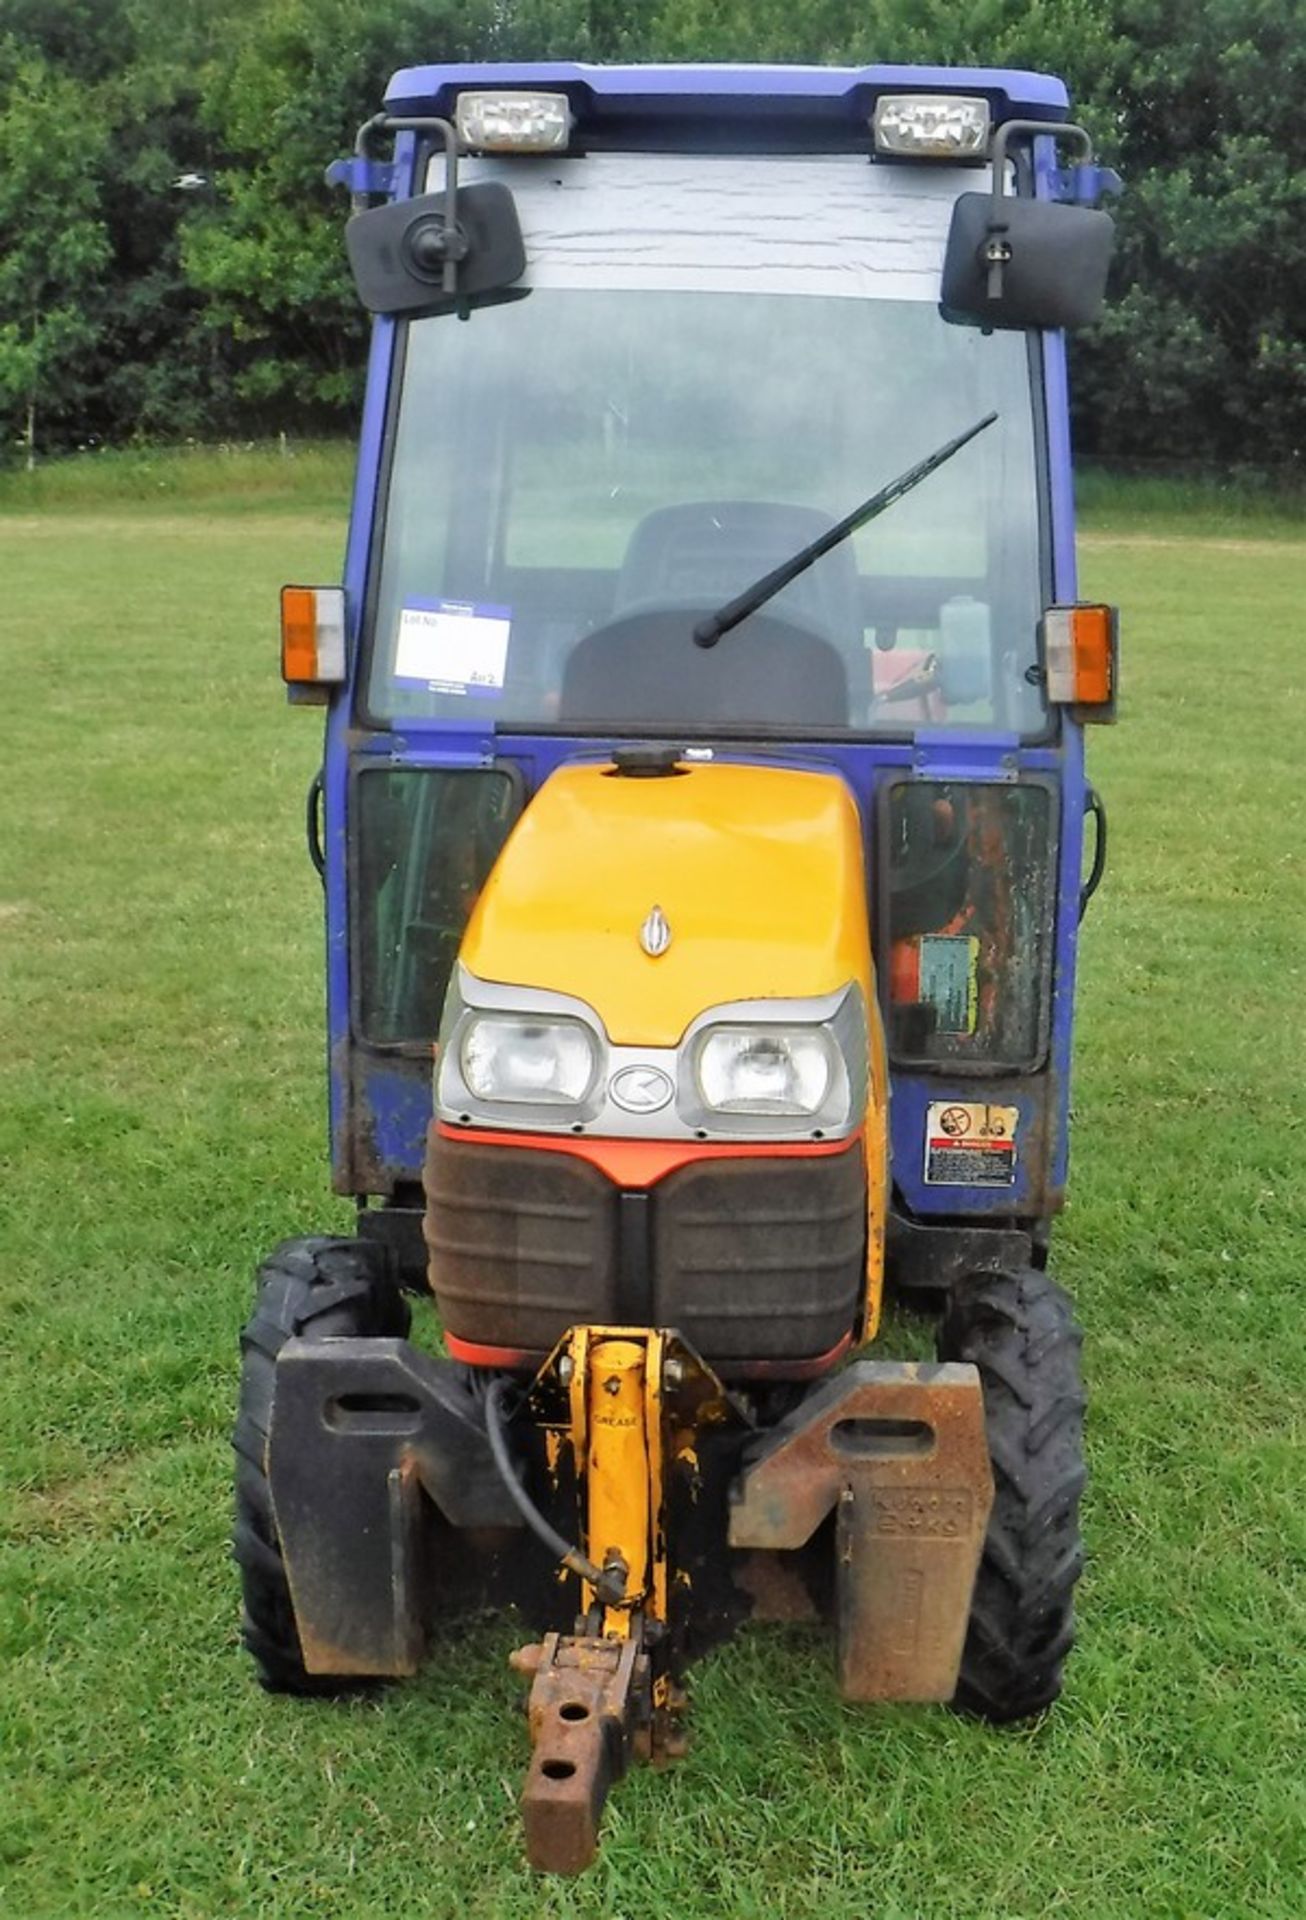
xmin=939 ymin=1265 xmax=1085 ymax=1723
xmin=232 ymin=1235 xmax=409 ymax=1695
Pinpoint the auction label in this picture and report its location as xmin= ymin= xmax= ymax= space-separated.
xmin=924 ymin=1100 xmax=1019 ymax=1186
xmin=394 ymin=599 xmax=511 ymax=698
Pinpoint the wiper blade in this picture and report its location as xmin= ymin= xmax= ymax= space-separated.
xmin=693 ymin=411 xmax=999 ymax=650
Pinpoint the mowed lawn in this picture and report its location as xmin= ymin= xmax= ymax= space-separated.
xmin=1 ymin=458 xmax=1304 ymax=1919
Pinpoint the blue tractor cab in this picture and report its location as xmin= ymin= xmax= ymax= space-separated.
xmin=242 ymin=64 xmax=1119 ymax=1874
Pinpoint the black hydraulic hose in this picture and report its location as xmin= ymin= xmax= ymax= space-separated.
xmin=483 ymin=1374 xmax=626 ymax=1606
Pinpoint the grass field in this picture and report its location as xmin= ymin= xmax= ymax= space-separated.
xmin=1 ymin=452 xmax=1304 ymax=1919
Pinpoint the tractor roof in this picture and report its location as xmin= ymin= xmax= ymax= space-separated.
xmin=384 ymin=62 xmax=1070 ymax=128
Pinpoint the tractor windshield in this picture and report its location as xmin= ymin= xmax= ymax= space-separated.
xmin=364 ymin=153 xmax=1048 ymax=737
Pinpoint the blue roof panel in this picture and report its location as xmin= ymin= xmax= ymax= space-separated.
xmin=385 ymin=61 xmax=1069 ymax=121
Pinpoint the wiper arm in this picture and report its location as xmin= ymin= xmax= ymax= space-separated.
xmin=692 ymin=411 xmax=999 ymax=650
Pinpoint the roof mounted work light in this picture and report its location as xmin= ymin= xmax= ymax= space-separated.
xmin=455 ymin=91 xmax=571 ymax=153
xmin=872 ymin=94 xmax=991 ymax=160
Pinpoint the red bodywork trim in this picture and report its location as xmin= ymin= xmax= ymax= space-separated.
xmin=434 ymin=1120 xmax=855 ymax=1190
xmin=445 ymin=1334 xmax=540 ymax=1372
xmin=445 ymin=1328 xmax=856 ymax=1380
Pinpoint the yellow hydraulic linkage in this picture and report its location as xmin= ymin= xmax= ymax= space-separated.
xmin=508 ymin=1327 xmax=694 ymax=1874
xmin=496 ymin=1331 xmax=994 ymax=1873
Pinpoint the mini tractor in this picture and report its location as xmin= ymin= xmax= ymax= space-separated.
xmin=237 ymin=62 xmax=1120 ymax=1873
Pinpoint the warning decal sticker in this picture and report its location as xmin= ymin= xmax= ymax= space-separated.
xmin=924 ymin=1100 xmax=1019 ymax=1187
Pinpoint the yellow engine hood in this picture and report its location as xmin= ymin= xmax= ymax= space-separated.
xmin=460 ymin=760 xmax=873 ymax=1047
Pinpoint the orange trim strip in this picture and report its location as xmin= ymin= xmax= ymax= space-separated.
xmin=445 ymin=1328 xmax=856 ymax=1381
xmin=445 ymin=1334 xmax=538 ymax=1372
xmin=434 ymin=1121 xmax=857 ymax=1191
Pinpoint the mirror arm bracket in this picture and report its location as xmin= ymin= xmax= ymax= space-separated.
xmin=353 ymin=113 xmax=464 ymax=295
xmin=325 ymin=154 xmax=399 ymax=202
xmin=983 ymin=120 xmax=1095 ymax=305
xmin=1050 ymin=163 xmax=1123 ymax=207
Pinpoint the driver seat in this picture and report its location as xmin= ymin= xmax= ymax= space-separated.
xmin=560 ymin=606 xmax=849 ymax=728
xmin=614 ymin=500 xmax=863 ymax=648
xmin=558 ymin=501 xmax=857 ymax=729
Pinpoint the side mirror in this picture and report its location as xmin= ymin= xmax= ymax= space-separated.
xmin=345 ymin=181 xmax=526 ymax=316
xmin=942 ymin=120 xmax=1115 ymax=332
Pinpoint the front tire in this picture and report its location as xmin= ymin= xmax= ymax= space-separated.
xmin=938 ymin=1266 xmax=1086 ymax=1722
xmin=232 ymin=1235 xmax=410 ymax=1694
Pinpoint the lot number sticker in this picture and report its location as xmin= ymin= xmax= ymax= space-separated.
xmin=394 ymin=600 xmax=511 ymax=698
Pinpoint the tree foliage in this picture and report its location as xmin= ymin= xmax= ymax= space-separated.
xmin=0 ymin=43 xmax=111 ymax=462
xmin=0 ymin=0 xmax=1301 ymax=468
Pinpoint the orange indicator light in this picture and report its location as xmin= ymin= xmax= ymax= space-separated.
xmin=1043 ymin=603 xmax=1118 ymax=720
xmin=280 ymin=584 xmax=346 ymax=687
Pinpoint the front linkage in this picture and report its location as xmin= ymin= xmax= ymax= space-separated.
xmin=237 ymin=1239 xmax=999 ymax=1873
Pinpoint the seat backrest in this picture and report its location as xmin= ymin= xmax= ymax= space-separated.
xmin=614 ymin=500 xmax=864 ymax=645
xmin=560 ymin=606 xmax=849 ymax=730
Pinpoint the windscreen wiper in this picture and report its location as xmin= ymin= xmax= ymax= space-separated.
xmin=693 ymin=411 xmax=999 ymax=650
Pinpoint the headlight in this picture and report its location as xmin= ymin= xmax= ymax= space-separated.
xmin=871 ymin=94 xmax=991 ymax=160
xmin=460 ymin=1015 xmax=598 ymax=1106
xmin=455 ymin=90 xmax=572 ymax=154
xmin=694 ymin=1025 xmax=836 ymax=1116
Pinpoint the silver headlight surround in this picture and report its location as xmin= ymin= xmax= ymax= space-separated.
xmin=437 ymin=966 xmax=610 ymax=1128
xmin=438 ymin=972 xmax=868 ymax=1142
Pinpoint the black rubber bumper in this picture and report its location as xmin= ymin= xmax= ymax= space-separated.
xmin=424 ymin=1130 xmax=866 ymax=1364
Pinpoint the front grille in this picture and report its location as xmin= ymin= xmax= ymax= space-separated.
xmin=424 ymin=1133 xmax=618 ymax=1349
xmin=425 ymin=1128 xmax=865 ymax=1364
xmin=654 ymin=1147 xmax=866 ymax=1359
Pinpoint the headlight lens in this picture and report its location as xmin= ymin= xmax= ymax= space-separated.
xmin=694 ymin=1026 xmax=835 ymax=1116
xmin=460 ymin=1015 xmax=597 ymax=1106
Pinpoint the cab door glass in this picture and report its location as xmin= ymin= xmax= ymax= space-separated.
xmin=885 ymin=781 xmax=1055 ymax=1069
xmin=355 ymin=766 xmax=520 ymax=1045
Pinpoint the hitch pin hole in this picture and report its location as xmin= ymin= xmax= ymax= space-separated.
xmin=325 ymin=1391 xmax=422 ymax=1433
xmin=831 ymin=1417 xmax=935 ymax=1458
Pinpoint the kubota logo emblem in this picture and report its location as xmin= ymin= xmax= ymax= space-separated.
xmin=639 ymin=905 xmax=672 ymax=957
xmin=610 ymin=1065 xmax=675 ymax=1114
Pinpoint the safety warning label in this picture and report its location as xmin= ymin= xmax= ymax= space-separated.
xmin=924 ymin=1100 xmax=1019 ymax=1187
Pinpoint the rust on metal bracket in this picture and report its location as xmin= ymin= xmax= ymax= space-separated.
xmin=730 ymin=1360 xmax=993 ymax=1702
xmin=511 ymin=1630 xmax=649 ymax=1874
